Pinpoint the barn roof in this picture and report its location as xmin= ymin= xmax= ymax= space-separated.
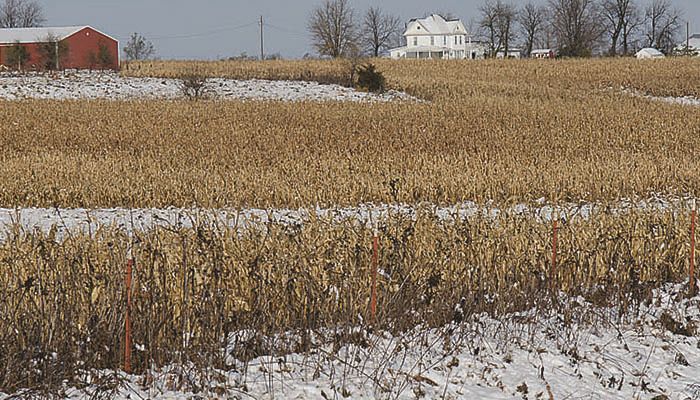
xmin=0 ymin=26 xmax=116 ymax=44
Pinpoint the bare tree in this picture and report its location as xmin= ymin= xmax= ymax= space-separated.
xmin=361 ymin=7 xmax=401 ymax=57
xmin=601 ymin=0 xmax=642 ymax=55
xmin=548 ymin=0 xmax=604 ymax=57
xmin=308 ymin=0 xmax=358 ymax=58
xmin=621 ymin=3 xmax=643 ymax=55
xmin=498 ymin=2 xmax=517 ymax=56
xmin=644 ymin=0 xmax=680 ymax=54
xmin=0 ymin=0 xmax=44 ymax=28
xmin=480 ymin=1 xmax=501 ymax=57
xmin=518 ymin=2 xmax=547 ymax=56
xmin=480 ymin=0 xmax=517 ymax=58
xmin=123 ymin=33 xmax=156 ymax=61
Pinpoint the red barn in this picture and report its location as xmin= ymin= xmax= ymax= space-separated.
xmin=0 ymin=26 xmax=119 ymax=71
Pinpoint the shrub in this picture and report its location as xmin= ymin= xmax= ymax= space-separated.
xmin=178 ymin=69 xmax=210 ymax=100
xmin=97 ymin=42 xmax=114 ymax=69
xmin=5 ymin=42 xmax=30 ymax=70
xmin=355 ymin=63 xmax=386 ymax=93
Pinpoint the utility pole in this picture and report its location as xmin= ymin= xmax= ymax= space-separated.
xmin=259 ymin=15 xmax=265 ymax=61
xmin=687 ymin=21 xmax=690 ymax=51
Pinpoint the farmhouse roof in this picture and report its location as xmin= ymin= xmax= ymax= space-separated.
xmin=0 ymin=26 xmax=116 ymax=44
xmin=407 ymin=14 xmax=464 ymax=35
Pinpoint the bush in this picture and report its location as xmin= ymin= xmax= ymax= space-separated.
xmin=178 ymin=69 xmax=210 ymax=100
xmin=355 ymin=63 xmax=386 ymax=93
xmin=5 ymin=42 xmax=30 ymax=70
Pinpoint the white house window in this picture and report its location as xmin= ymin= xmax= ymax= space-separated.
xmin=413 ymin=37 xmax=418 ymax=46
xmin=460 ymin=36 xmax=463 ymax=45
xmin=443 ymin=36 xmax=447 ymax=45
xmin=431 ymin=36 xmax=434 ymax=45
xmin=454 ymin=36 xmax=457 ymax=45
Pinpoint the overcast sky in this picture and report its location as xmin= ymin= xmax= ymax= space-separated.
xmin=36 ymin=0 xmax=700 ymax=59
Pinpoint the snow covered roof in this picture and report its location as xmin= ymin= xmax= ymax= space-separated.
xmin=674 ymin=36 xmax=700 ymax=54
xmin=406 ymin=14 xmax=465 ymax=36
xmin=0 ymin=26 xmax=113 ymax=44
xmin=635 ymin=48 xmax=665 ymax=58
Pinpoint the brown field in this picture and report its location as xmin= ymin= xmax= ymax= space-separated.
xmin=0 ymin=58 xmax=699 ymax=208
xmin=1 ymin=58 xmax=699 ymax=393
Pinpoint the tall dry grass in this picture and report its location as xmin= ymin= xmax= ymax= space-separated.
xmin=0 ymin=207 xmax=690 ymax=392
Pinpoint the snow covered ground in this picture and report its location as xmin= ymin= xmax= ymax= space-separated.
xmin=621 ymin=88 xmax=700 ymax=107
xmin=2 ymin=283 xmax=697 ymax=399
xmin=0 ymin=71 xmax=416 ymax=102
xmin=0 ymin=196 xmax=688 ymax=239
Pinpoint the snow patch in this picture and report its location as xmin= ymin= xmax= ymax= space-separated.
xmin=621 ymin=87 xmax=700 ymax=107
xmin=2 ymin=284 xmax=698 ymax=399
xmin=0 ymin=195 xmax=691 ymax=240
xmin=0 ymin=71 xmax=418 ymax=102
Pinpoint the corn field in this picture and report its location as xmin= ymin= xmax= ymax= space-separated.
xmin=1 ymin=59 xmax=700 ymax=208
xmin=0 ymin=58 xmax=699 ymax=394
xmin=0 ymin=207 xmax=691 ymax=392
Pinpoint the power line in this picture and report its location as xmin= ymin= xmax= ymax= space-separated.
xmin=150 ymin=22 xmax=258 ymax=40
xmin=115 ymin=21 xmax=258 ymax=42
xmin=264 ymin=22 xmax=307 ymax=38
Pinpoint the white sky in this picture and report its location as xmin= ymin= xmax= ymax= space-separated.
xmin=35 ymin=0 xmax=700 ymax=59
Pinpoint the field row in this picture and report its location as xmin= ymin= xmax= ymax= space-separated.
xmin=0 ymin=92 xmax=697 ymax=208
xmin=0 ymin=208 xmax=692 ymax=390
xmin=123 ymin=58 xmax=700 ymax=100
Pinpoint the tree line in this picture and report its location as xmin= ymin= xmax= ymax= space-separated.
xmin=309 ymin=0 xmax=689 ymax=58
xmin=480 ymin=0 xmax=685 ymax=57
xmin=0 ymin=0 xmax=690 ymax=60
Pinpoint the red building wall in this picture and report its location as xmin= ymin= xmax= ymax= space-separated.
xmin=62 ymin=27 xmax=119 ymax=70
xmin=0 ymin=27 xmax=119 ymax=70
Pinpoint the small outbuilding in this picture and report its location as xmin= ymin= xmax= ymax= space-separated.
xmin=530 ymin=49 xmax=555 ymax=59
xmin=496 ymin=48 xmax=522 ymax=59
xmin=0 ymin=26 xmax=119 ymax=70
xmin=635 ymin=48 xmax=665 ymax=59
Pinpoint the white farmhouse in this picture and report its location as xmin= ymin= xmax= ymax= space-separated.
xmin=691 ymin=34 xmax=700 ymax=52
xmin=674 ymin=33 xmax=700 ymax=56
xmin=389 ymin=14 xmax=485 ymax=60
